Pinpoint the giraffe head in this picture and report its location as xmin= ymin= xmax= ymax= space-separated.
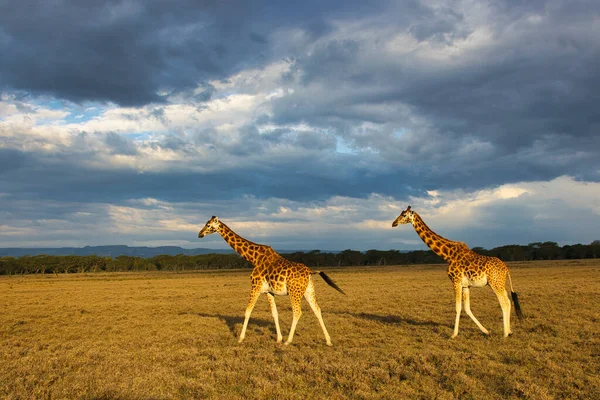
xmin=392 ymin=205 xmax=414 ymax=227
xmin=198 ymin=216 xmax=220 ymax=238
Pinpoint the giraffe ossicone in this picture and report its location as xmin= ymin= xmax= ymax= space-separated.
xmin=392 ymin=205 xmax=523 ymax=338
xmin=198 ymin=216 xmax=345 ymax=346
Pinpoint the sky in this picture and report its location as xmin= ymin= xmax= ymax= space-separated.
xmin=1 ymin=0 xmax=599 ymax=252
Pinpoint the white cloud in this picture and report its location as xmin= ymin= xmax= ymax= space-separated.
xmin=0 ymin=102 xmax=20 ymax=118
xmin=398 ymin=175 xmax=600 ymax=247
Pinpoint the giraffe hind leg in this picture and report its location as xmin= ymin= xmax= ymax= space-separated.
xmin=284 ymin=291 xmax=303 ymax=346
xmin=462 ymin=287 xmax=490 ymax=336
xmin=304 ymin=279 xmax=332 ymax=346
xmin=494 ymin=288 xmax=512 ymax=337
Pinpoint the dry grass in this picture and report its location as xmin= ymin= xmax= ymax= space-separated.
xmin=1 ymin=260 xmax=599 ymax=399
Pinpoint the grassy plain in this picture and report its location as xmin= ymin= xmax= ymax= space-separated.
xmin=1 ymin=260 xmax=599 ymax=399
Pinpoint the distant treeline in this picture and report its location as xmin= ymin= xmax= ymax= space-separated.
xmin=1 ymin=241 xmax=599 ymax=275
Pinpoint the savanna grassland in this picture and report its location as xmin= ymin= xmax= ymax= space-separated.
xmin=1 ymin=260 xmax=599 ymax=399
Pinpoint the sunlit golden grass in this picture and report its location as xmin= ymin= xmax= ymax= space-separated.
xmin=1 ymin=260 xmax=599 ymax=399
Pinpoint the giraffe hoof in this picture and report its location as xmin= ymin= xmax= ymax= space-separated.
xmin=326 ymin=342 xmax=333 ymax=347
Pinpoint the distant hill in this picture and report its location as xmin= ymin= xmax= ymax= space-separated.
xmin=0 ymin=245 xmax=234 ymax=258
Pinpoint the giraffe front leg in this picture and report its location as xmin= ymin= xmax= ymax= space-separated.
xmin=284 ymin=292 xmax=303 ymax=346
xmin=239 ymin=287 xmax=261 ymax=344
xmin=451 ymin=283 xmax=462 ymax=339
xmin=266 ymin=293 xmax=283 ymax=343
xmin=462 ymin=287 xmax=489 ymax=336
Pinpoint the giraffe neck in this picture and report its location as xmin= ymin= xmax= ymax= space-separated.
xmin=411 ymin=212 xmax=463 ymax=262
xmin=217 ymin=221 xmax=271 ymax=264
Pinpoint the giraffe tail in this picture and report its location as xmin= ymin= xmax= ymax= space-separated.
xmin=314 ymin=271 xmax=346 ymax=295
xmin=507 ymin=270 xmax=524 ymax=319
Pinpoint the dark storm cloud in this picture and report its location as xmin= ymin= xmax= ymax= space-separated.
xmin=268 ymin=0 xmax=600 ymax=191
xmin=104 ymin=132 xmax=138 ymax=155
xmin=0 ymin=0 xmax=388 ymax=106
xmin=0 ymin=123 xmax=419 ymax=208
xmin=0 ymin=148 xmax=29 ymax=174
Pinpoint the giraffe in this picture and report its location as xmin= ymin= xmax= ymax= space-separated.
xmin=392 ymin=206 xmax=523 ymax=338
xmin=198 ymin=216 xmax=345 ymax=346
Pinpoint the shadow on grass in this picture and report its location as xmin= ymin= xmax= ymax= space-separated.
xmin=333 ymin=311 xmax=447 ymax=327
xmin=194 ymin=312 xmax=279 ymax=338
